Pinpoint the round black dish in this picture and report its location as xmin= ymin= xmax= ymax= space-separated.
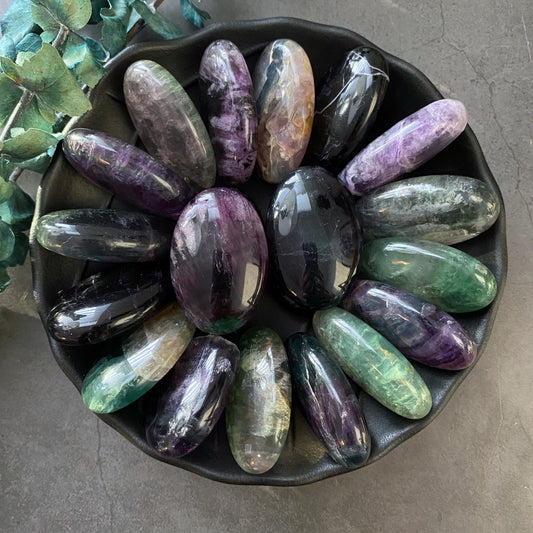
xmin=30 ymin=17 xmax=507 ymax=485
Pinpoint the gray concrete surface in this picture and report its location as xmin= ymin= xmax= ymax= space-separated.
xmin=1 ymin=0 xmax=532 ymax=531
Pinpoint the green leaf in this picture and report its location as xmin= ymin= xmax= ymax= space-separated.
xmin=180 ymin=0 xmax=210 ymax=28
xmin=17 ymin=151 xmax=53 ymax=172
xmin=62 ymin=33 xmax=105 ymax=88
xmin=0 ymin=128 xmax=62 ymax=162
xmin=0 ymin=265 xmax=11 ymax=292
xmin=0 ymin=0 xmax=38 ymax=45
xmin=101 ymin=0 xmax=132 ymax=57
xmin=0 ymin=37 xmax=17 ymax=62
xmin=0 ymin=178 xmax=14 ymax=202
xmin=88 ymin=0 xmax=108 ymax=23
xmin=0 ymin=157 xmax=16 ymax=181
xmin=31 ymin=0 xmax=92 ymax=36
xmin=131 ymin=0 xmax=183 ymax=39
xmin=15 ymin=33 xmax=43 ymax=54
xmin=0 ymin=183 xmax=35 ymax=231
xmin=1 ymin=231 xmax=29 ymax=267
xmin=0 ymin=43 xmax=92 ymax=122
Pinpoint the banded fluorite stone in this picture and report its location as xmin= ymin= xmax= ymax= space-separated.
xmin=63 ymin=129 xmax=195 ymax=219
xmin=313 ymin=307 xmax=432 ymax=420
xmin=286 ymin=333 xmax=370 ymax=467
xmin=47 ymin=265 xmax=169 ymax=345
xmin=226 ymin=327 xmax=291 ymax=474
xmin=170 ymin=188 xmax=268 ymax=334
xmin=267 ymin=166 xmax=361 ymax=310
xmin=124 ymin=60 xmax=216 ymax=189
xmin=199 ymin=40 xmax=257 ymax=184
xmin=81 ymin=303 xmax=195 ymax=414
xmin=307 ymin=46 xmax=389 ymax=168
xmin=338 ymin=99 xmax=468 ymax=196
xmin=357 ymin=175 xmax=501 ymax=244
xmin=35 ymin=209 xmax=173 ymax=262
xmin=358 ymin=238 xmax=498 ymax=313
xmin=147 ymin=335 xmax=239 ymax=457
xmin=254 ymin=39 xmax=314 ymax=183
xmin=343 ymin=280 xmax=477 ymax=370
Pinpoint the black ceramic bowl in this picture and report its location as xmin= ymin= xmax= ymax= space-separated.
xmin=30 ymin=18 xmax=507 ymax=485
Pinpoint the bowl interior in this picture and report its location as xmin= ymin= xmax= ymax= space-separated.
xmin=30 ymin=17 xmax=507 ymax=485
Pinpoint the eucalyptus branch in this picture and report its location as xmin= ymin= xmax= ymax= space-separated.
xmin=51 ymin=23 xmax=69 ymax=48
xmin=0 ymin=89 xmax=33 ymax=142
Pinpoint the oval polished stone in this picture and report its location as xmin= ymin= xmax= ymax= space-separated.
xmin=313 ymin=307 xmax=432 ymax=419
xmin=358 ymin=238 xmax=498 ymax=313
xmin=357 ymin=175 xmax=501 ymax=244
xmin=343 ymin=280 xmax=477 ymax=370
xmin=81 ymin=303 xmax=195 ymax=414
xmin=124 ymin=60 xmax=216 ymax=189
xmin=199 ymin=40 xmax=257 ymax=184
xmin=170 ymin=188 xmax=268 ymax=334
xmin=286 ymin=333 xmax=370 ymax=467
xmin=254 ymin=39 xmax=315 ymax=183
xmin=338 ymin=99 xmax=468 ymax=196
xmin=35 ymin=208 xmax=173 ymax=262
xmin=307 ymin=47 xmax=389 ymax=168
xmin=47 ymin=265 xmax=169 ymax=345
xmin=63 ymin=129 xmax=196 ymax=219
xmin=147 ymin=335 xmax=239 ymax=457
xmin=267 ymin=166 xmax=361 ymax=310
xmin=226 ymin=327 xmax=291 ymax=474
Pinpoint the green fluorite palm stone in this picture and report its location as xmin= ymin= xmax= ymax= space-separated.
xmin=82 ymin=303 xmax=195 ymax=413
xmin=359 ymin=238 xmax=497 ymax=313
xmin=313 ymin=307 xmax=432 ymax=419
xmin=225 ymin=326 xmax=291 ymax=474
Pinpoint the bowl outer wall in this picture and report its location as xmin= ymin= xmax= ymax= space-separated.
xmin=30 ymin=17 xmax=507 ymax=486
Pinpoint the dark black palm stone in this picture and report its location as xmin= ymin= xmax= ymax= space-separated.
xmin=30 ymin=18 xmax=507 ymax=486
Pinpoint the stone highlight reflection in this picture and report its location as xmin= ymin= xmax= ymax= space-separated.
xmin=254 ymin=39 xmax=315 ymax=183
xmin=313 ymin=307 xmax=432 ymax=419
xmin=287 ymin=333 xmax=370 ymax=467
xmin=226 ymin=327 xmax=291 ymax=474
xmin=81 ymin=303 xmax=195 ymax=414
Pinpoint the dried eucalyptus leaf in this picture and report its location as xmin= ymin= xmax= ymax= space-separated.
xmin=0 ymin=0 xmax=38 ymax=45
xmin=62 ymin=33 xmax=105 ymax=87
xmin=31 ymin=0 xmax=92 ymax=35
xmin=0 ymin=128 xmax=62 ymax=162
xmin=101 ymin=0 xmax=131 ymax=57
xmin=180 ymin=0 xmax=210 ymax=28
xmin=131 ymin=0 xmax=183 ymax=39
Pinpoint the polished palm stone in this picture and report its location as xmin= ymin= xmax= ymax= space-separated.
xmin=338 ymin=99 xmax=468 ymax=196
xmin=0 ymin=220 xmax=15 ymax=262
xmin=357 ymin=175 xmax=501 ymax=244
xmin=35 ymin=209 xmax=173 ymax=262
xmin=267 ymin=166 xmax=361 ymax=310
xmin=170 ymin=188 xmax=268 ymax=334
xmin=286 ymin=333 xmax=370 ymax=467
xmin=226 ymin=327 xmax=291 ymax=474
xmin=63 ymin=129 xmax=195 ymax=219
xmin=313 ymin=307 xmax=432 ymax=419
xmin=47 ymin=265 xmax=169 ymax=345
xmin=81 ymin=303 xmax=195 ymax=414
xmin=343 ymin=280 xmax=477 ymax=370
xmin=307 ymin=47 xmax=389 ymax=168
xmin=199 ymin=40 xmax=257 ymax=184
xmin=358 ymin=238 xmax=498 ymax=313
xmin=254 ymin=39 xmax=315 ymax=183
xmin=124 ymin=59 xmax=216 ymax=189
xmin=147 ymin=335 xmax=239 ymax=457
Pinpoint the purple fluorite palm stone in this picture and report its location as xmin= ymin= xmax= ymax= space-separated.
xmin=199 ymin=40 xmax=257 ymax=184
xmin=286 ymin=333 xmax=370 ymax=468
xmin=343 ymin=280 xmax=477 ymax=370
xmin=170 ymin=188 xmax=268 ymax=334
xmin=62 ymin=129 xmax=195 ymax=219
xmin=147 ymin=335 xmax=239 ymax=457
xmin=338 ymin=99 xmax=468 ymax=196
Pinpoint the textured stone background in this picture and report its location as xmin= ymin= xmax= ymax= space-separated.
xmin=1 ymin=1 xmax=532 ymax=531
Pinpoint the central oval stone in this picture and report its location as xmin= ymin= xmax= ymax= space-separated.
xmin=267 ymin=166 xmax=362 ymax=310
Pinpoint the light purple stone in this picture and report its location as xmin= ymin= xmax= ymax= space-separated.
xmin=199 ymin=40 xmax=257 ymax=184
xmin=62 ymin=129 xmax=196 ymax=219
xmin=338 ymin=99 xmax=468 ymax=196
xmin=170 ymin=188 xmax=268 ymax=334
xmin=343 ymin=280 xmax=477 ymax=370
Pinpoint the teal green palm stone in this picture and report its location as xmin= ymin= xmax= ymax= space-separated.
xmin=82 ymin=303 xmax=195 ymax=413
xmin=313 ymin=308 xmax=432 ymax=419
xmin=226 ymin=327 xmax=291 ymax=474
xmin=359 ymin=238 xmax=497 ymax=312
